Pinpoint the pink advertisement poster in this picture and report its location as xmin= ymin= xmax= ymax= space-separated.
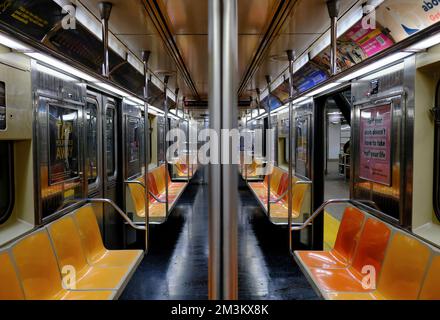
xmin=346 ymin=22 xmax=394 ymax=57
xmin=359 ymin=104 xmax=392 ymax=186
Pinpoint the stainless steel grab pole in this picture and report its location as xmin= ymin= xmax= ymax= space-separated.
xmin=208 ymin=0 xmax=238 ymax=300
xmin=142 ymin=50 xmax=151 ymax=253
xmin=208 ymin=0 xmax=222 ymax=300
xmin=287 ymin=50 xmax=295 ymax=254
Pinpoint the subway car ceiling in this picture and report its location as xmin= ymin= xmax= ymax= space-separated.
xmin=3 ymin=0 xmax=440 ymax=301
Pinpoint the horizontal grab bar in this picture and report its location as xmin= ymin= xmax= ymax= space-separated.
xmin=124 ymin=180 xmax=167 ymax=204
xmin=270 ymin=180 xmax=312 ymax=204
xmin=290 ymin=198 xmax=353 ymax=232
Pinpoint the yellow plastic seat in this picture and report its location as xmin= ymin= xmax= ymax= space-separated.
xmin=270 ymin=179 xmax=309 ymax=220
xmin=11 ymin=230 xmax=114 ymax=300
xmin=48 ymin=216 xmax=130 ymax=291
xmin=419 ymin=256 xmax=440 ymax=300
xmin=127 ymin=180 xmax=167 ymax=219
xmin=74 ymin=205 xmax=143 ymax=269
xmin=0 ymin=251 xmax=25 ymax=300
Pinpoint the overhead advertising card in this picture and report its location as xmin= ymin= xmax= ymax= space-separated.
xmin=359 ymin=104 xmax=392 ymax=186
xmin=291 ymin=63 xmax=328 ymax=95
xmin=345 ymin=21 xmax=394 ymax=57
xmin=313 ymin=20 xmax=394 ymax=74
xmin=376 ymin=0 xmax=440 ymax=42
xmin=0 ymin=0 xmax=61 ymax=41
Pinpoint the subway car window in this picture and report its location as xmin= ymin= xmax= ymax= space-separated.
xmin=85 ymin=101 xmax=99 ymax=186
xmin=48 ymin=105 xmax=79 ymax=184
xmin=126 ymin=116 xmax=141 ymax=178
xmin=106 ymin=107 xmax=116 ymax=177
xmin=295 ymin=115 xmax=310 ymax=179
xmin=0 ymin=142 xmax=14 ymax=224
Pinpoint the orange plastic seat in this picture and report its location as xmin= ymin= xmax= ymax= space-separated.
xmin=74 ymin=205 xmax=143 ymax=269
xmin=373 ymin=232 xmax=431 ymax=300
xmin=310 ymin=218 xmax=391 ymax=293
xmin=0 ymin=251 xmax=25 ymax=300
xmin=419 ymin=256 xmax=440 ymax=300
xmin=48 ymin=216 xmax=130 ymax=291
xmin=296 ymin=207 xmax=365 ymax=269
xmin=11 ymin=230 xmax=114 ymax=300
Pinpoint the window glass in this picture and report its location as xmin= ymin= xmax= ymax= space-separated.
xmin=126 ymin=116 xmax=141 ymax=178
xmin=85 ymin=102 xmax=98 ymax=185
xmin=295 ymin=115 xmax=311 ymax=179
xmin=48 ymin=105 xmax=79 ymax=184
xmin=106 ymin=107 xmax=116 ymax=177
xmin=0 ymin=81 xmax=6 ymax=130
xmin=0 ymin=142 xmax=14 ymax=224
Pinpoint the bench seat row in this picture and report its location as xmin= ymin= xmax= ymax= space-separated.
xmin=127 ymin=164 xmax=189 ymax=222
xmin=295 ymin=207 xmax=440 ymax=300
xmin=247 ymin=167 xmax=310 ymax=222
xmin=0 ymin=204 xmax=143 ymax=300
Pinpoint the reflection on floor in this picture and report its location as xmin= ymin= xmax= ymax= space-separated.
xmin=238 ymin=186 xmax=318 ymax=300
xmin=121 ymin=171 xmax=318 ymax=300
xmin=121 ymin=181 xmax=209 ymax=300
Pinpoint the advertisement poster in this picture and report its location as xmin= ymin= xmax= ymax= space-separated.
xmin=291 ymin=63 xmax=328 ymax=95
xmin=345 ymin=21 xmax=394 ymax=58
xmin=0 ymin=0 xmax=61 ymax=41
xmin=0 ymin=81 xmax=5 ymax=130
xmin=376 ymin=0 xmax=439 ymax=42
xmin=359 ymin=104 xmax=392 ymax=186
xmin=48 ymin=105 xmax=79 ymax=184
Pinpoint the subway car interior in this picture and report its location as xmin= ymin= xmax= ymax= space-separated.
xmin=2 ymin=0 xmax=440 ymax=303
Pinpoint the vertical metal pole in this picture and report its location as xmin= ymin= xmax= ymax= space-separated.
xmin=222 ymin=0 xmax=238 ymax=300
xmin=164 ymin=76 xmax=170 ymax=217
xmin=99 ymin=2 xmax=112 ymax=78
xmin=208 ymin=0 xmax=238 ymax=300
xmin=208 ymin=0 xmax=222 ymax=300
xmin=287 ymin=50 xmax=295 ymax=253
xmin=327 ymin=0 xmax=340 ymax=76
xmin=265 ymin=75 xmax=272 ymax=219
xmin=256 ymin=88 xmax=261 ymax=116
xmin=142 ymin=50 xmax=151 ymax=253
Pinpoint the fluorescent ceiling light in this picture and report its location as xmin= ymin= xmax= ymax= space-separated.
xmin=0 ymin=33 xmax=30 ymax=51
xmin=26 ymin=52 xmax=97 ymax=82
xmin=340 ymin=52 xmax=412 ymax=82
xmin=292 ymin=96 xmax=310 ymax=105
xmin=36 ymin=64 xmax=76 ymax=82
xmin=408 ymin=32 xmax=440 ymax=51
xmin=306 ymin=82 xmax=340 ymax=97
xmin=362 ymin=62 xmax=405 ymax=80
xmin=95 ymin=82 xmax=129 ymax=97
xmin=124 ymin=96 xmax=145 ymax=106
xmin=148 ymin=105 xmax=165 ymax=115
